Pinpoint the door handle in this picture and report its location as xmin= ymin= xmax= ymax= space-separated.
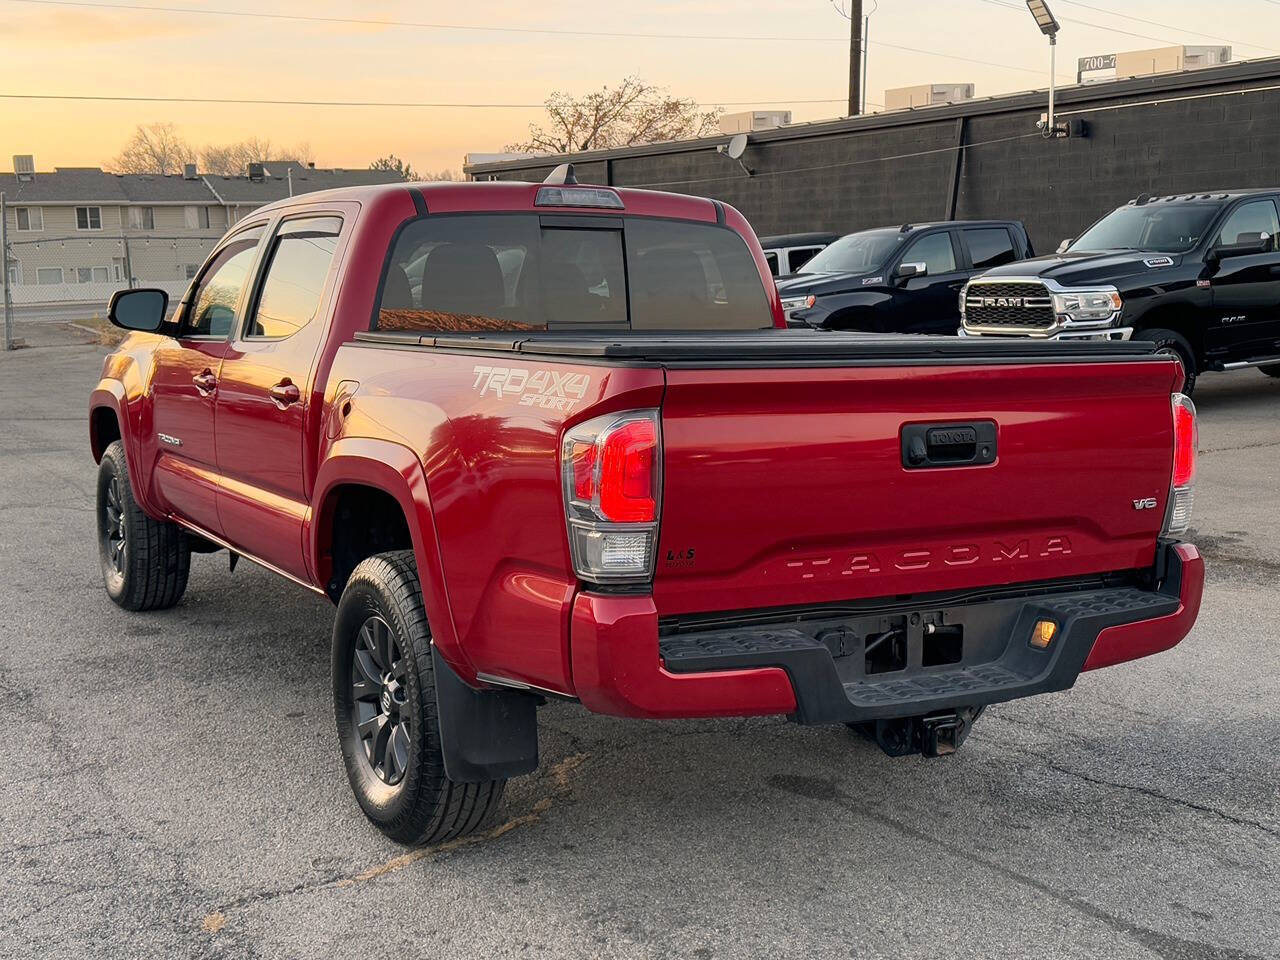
xmin=192 ymin=370 xmax=217 ymax=395
xmin=269 ymin=379 xmax=301 ymax=408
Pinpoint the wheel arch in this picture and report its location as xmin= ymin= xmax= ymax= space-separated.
xmin=818 ymin=291 xmax=888 ymax=331
xmin=89 ymin=382 xmax=127 ymax=463
xmin=1132 ymin=306 xmax=1205 ymax=364
xmin=310 ymin=437 xmax=471 ymax=679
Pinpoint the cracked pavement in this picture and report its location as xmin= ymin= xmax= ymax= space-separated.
xmin=1 ymin=325 xmax=1277 ymax=959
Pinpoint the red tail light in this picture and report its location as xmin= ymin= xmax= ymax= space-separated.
xmin=1172 ymin=396 xmax=1196 ymax=488
xmin=1164 ymin=393 xmax=1196 ymax=536
xmin=599 ymin=419 xmax=657 ymax=522
xmin=561 ymin=410 xmax=662 ymax=583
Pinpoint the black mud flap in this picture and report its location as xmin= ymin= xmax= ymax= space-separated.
xmin=432 ymin=647 xmax=539 ymax=782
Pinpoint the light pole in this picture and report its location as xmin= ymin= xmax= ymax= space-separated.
xmin=1025 ymin=0 xmax=1061 ymax=135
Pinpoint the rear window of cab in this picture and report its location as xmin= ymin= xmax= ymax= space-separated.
xmin=373 ymin=214 xmax=772 ymax=333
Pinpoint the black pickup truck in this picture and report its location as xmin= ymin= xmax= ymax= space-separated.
xmin=961 ymin=189 xmax=1280 ymax=393
xmin=777 ymin=220 xmax=1033 ymax=333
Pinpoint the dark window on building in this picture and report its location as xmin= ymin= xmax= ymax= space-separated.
xmin=962 ymin=228 xmax=1018 ymax=269
xmin=76 ymin=206 xmax=102 ymax=230
xmin=246 ymin=217 xmax=342 ymax=338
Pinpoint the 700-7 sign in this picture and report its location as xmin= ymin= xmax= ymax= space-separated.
xmin=1078 ymin=54 xmax=1117 ymax=72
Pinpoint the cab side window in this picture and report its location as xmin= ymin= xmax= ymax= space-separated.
xmin=901 ymin=232 xmax=957 ymax=275
xmin=1215 ymin=200 xmax=1280 ymax=251
xmin=186 ymin=229 xmax=262 ymax=337
xmin=245 ymin=217 xmax=342 ymax=338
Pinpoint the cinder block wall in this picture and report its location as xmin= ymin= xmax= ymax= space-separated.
xmin=470 ymin=61 xmax=1280 ymax=255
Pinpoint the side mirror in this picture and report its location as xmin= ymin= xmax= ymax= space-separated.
xmin=1056 ymin=238 xmax=1073 ymax=253
xmin=107 ymin=288 xmax=169 ymax=332
xmin=1208 ymin=232 xmax=1271 ymax=261
xmin=894 ymin=262 xmax=926 ymax=282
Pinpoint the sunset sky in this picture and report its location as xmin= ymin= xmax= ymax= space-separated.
xmin=2 ymin=0 xmax=1277 ymax=175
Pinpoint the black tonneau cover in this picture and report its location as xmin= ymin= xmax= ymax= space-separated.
xmin=353 ymin=329 xmax=1160 ymax=366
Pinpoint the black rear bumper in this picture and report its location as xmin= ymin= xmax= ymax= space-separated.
xmin=658 ymin=548 xmax=1191 ymax=725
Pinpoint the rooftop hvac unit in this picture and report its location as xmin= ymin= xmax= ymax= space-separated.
xmin=12 ymin=155 xmax=35 ymax=181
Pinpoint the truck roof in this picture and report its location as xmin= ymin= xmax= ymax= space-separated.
xmin=252 ymin=179 xmax=722 ymax=223
xmin=1126 ymin=188 xmax=1280 ymax=205
xmin=889 ymin=219 xmax=1025 ymax=232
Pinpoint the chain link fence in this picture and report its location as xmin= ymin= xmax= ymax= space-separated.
xmin=2 ymin=193 xmax=216 ymax=347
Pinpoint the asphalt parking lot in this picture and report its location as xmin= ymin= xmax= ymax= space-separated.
xmin=1 ymin=324 xmax=1278 ymax=960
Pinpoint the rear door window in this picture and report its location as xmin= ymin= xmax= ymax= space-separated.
xmin=245 ymin=216 xmax=341 ymax=339
xmin=961 ymin=227 xmax=1018 ymax=269
xmin=374 ymin=214 xmax=771 ymax=332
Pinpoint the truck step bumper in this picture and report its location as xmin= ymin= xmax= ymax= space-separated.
xmin=570 ymin=543 xmax=1202 ymax=723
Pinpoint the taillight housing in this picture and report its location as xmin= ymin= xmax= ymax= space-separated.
xmin=1163 ymin=393 xmax=1197 ymax=536
xmin=561 ymin=410 xmax=661 ymax=583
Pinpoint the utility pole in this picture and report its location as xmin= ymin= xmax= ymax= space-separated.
xmin=848 ymin=0 xmax=863 ymax=116
xmin=1 ymin=193 xmax=14 ymax=351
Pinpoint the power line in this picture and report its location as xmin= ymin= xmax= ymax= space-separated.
xmin=0 ymin=91 xmax=890 ymax=109
xmin=633 ymin=131 xmax=1044 ymax=189
xmin=1056 ymin=0 xmax=1279 ymax=54
xmin=0 ymin=0 xmax=901 ymax=42
xmin=4 ymin=0 xmax=1069 ymax=81
xmin=967 ymin=0 xmax=1269 ymax=53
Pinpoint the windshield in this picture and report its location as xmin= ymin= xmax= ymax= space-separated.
xmin=1071 ymin=203 xmax=1221 ymax=253
xmin=799 ymin=230 xmax=899 ymax=274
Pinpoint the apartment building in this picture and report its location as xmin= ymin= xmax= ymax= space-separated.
xmin=1 ymin=157 xmax=403 ymax=320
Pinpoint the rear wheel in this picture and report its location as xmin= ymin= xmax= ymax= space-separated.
xmin=96 ymin=440 xmax=190 ymax=610
xmin=1260 ymin=363 xmax=1280 ymax=379
xmin=1137 ymin=328 xmax=1197 ymax=395
xmin=332 ymin=550 xmax=505 ymax=845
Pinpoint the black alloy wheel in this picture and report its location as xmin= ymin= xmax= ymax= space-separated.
xmin=351 ymin=615 xmax=412 ymax=785
xmin=101 ymin=472 xmax=127 ymax=574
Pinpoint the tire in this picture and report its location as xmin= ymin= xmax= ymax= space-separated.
xmin=96 ymin=440 xmax=190 ymax=611
xmin=332 ymin=550 xmax=505 ymax=846
xmin=1137 ymin=327 xmax=1197 ymax=395
xmin=1260 ymin=364 xmax=1280 ymax=379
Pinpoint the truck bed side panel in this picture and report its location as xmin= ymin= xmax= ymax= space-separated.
xmin=325 ymin=342 xmax=664 ymax=694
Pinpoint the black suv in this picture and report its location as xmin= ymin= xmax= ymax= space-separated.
xmin=961 ymin=189 xmax=1280 ymax=393
xmin=776 ymin=220 xmax=1034 ymax=334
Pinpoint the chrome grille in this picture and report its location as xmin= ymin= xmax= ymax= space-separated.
xmin=964 ymin=281 xmax=1055 ymax=330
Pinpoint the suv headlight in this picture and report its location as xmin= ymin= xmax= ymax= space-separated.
xmin=1051 ymin=289 xmax=1122 ymax=322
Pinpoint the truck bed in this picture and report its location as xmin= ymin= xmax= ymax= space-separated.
xmin=354 ymin=328 xmax=1159 ymax=363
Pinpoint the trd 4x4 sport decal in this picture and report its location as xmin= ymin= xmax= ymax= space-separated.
xmin=472 ymin=365 xmax=591 ymax=411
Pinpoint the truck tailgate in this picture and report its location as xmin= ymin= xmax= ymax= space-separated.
xmin=655 ymin=357 xmax=1181 ymax=616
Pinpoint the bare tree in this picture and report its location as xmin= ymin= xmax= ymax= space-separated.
xmin=507 ymin=77 xmax=722 ymax=154
xmin=199 ymin=137 xmax=279 ymax=176
xmin=109 ymin=123 xmax=196 ymax=175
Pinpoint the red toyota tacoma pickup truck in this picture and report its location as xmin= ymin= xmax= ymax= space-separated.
xmin=90 ymin=171 xmax=1204 ymax=846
